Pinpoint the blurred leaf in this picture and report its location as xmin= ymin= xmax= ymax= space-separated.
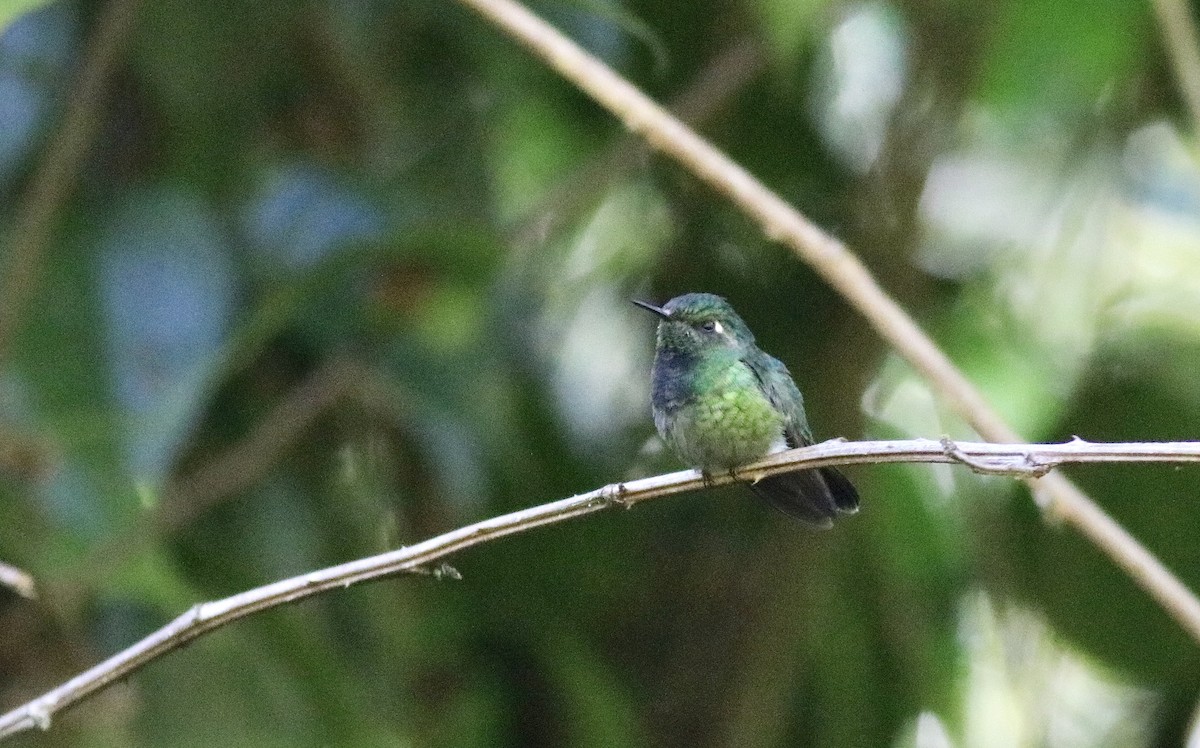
xmin=96 ymin=185 xmax=236 ymax=485
xmin=539 ymin=632 xmax=644 ymax=747
xmin=746 ymin=0 xmax=832 ymax=63
xmin=131 ymin=0 xmax=296 ymax=189
xmin=0 ymin=0 xmax=51 ymax=38
xmin=565 ymin=0 xmax=670 ymax=77
xmin=1010 ymin=368 xmax=1200 ymax=683
xmin=0 ymin=2 xmax=76 ymax=185
xmin=10 ymin=218 xmax=123 ymax=541
xmin=242 ymin=161 xmax=385 ymax=272
xmin=3 ymin=0 xmax=1199 ymax=744
xmin=976 ymin=0 xmax=1149 ymax=129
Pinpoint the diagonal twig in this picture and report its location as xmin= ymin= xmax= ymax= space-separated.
xmin=77 ymin=358 xmax=363 ymax=583
xmin=510 ymin=37 xmax=765 ymax=250
xmin=2 ymin=438 xmax=1199 ymax=738
xmin=450 ymin=0 xmax=1200 ymax=644
xmin=1149 ymin=0 xmax=1200 ymax=133
xmin=0 ymin=561 xmax=36 ymax=599
xmin=0 ymin=0 xmax=142 ymax=366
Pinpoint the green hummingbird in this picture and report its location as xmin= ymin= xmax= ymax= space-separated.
xmin=634 ymin=292 xmax=859 ymax=528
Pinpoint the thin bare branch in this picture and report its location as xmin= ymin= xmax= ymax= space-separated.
xmin=1 ymin=438 xmax=1199 ymax=738
xmin=0 ymin=0 xmax=142 ymax=365
xmin=450 ymin=0 xmax=1200 ymax=644
xmin=1149 ymin=0 xmax=1200 ymax=132
xmin=510 ymin=37 xmax=764 ymax=249
xmin=0 ymin=562 xmax=36 ymax=599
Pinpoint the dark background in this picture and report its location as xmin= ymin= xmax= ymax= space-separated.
xmin=2 ymin=0 xmax=1199 ymax=745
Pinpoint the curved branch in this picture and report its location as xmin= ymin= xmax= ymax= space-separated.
xmin=510 ymin=37 xmax=764 ymax=250
xmin=1149 ymin=0 xmax=1200 ymax=133
xmin=0 ymin=561 xmax=36 ymax=599
xmin=2 ymin=438 xmax=1200 ymax=739
xmin=450 ymin=0 xmax=1200 ymax=644
xmin=0 ymin=0 xmax=142 ymax=365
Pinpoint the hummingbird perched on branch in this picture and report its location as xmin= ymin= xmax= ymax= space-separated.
xmin=634 ymin=292 xmax=859 ymax=528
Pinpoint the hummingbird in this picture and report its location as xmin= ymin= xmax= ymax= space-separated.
xmin=634 ymin=292 xmax=859 ymax=528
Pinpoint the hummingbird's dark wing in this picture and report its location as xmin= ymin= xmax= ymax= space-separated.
xmin=742 ymin=351 xmax=860 ymax=525
xmin=741 ymin=351 xmax=812 ymax=447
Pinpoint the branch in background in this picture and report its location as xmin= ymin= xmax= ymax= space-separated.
xmin=82 ymin=358 xmax=436 ymax=583
xmin=1 ymin=438 xmax=1199 ymax=738
xmin=0 ymin=0 xmax=142 ymax=365
xmin=0 ymin=562 xmax=36 ymax=600
xmin=0 ymin=426 xmax=54 ymax=483
xmin=451 ymin=0 xmax=1200 ymax=645
xmin=157 ymin=359 xmax=360 ymax=533
xmin=81 ymin=358 xmax=360 ymax=583
xmin=510 ymin=37 xmax=764 ymax=250
xmin=73 ymin=34 xmax=766 ymax=592
xmin=1149 ymin=0 xmax=1200 ymax=133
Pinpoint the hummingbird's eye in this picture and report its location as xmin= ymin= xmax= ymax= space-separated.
xmin=700 ymin=320 xmax=718 ymax=333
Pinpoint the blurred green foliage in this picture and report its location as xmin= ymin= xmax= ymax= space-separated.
xmin=1 ymin=0 xmax=1200 ymax=745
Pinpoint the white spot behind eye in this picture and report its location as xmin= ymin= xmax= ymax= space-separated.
xmin=713 ymin=320 xmax=724 ymax=335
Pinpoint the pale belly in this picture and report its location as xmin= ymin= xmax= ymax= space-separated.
xmin=666 ymin=374 xmax=785 ymax=471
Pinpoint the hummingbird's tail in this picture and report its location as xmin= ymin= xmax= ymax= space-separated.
xmin=748 ymin=467 xmax=860 ymax=529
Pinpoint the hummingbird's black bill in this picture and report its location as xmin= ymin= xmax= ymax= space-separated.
xmin=631 ymin=299 xmax=671 ymax=318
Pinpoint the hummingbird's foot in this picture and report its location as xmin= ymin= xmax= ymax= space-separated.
xmin=696 ymin=468 xmax=750 ymax=488
xmin=720 ymin=468 xmax=748 ymax=492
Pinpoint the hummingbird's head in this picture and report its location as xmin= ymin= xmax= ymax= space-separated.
xmin=632 ymin=292 xmax=755 ymax=354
